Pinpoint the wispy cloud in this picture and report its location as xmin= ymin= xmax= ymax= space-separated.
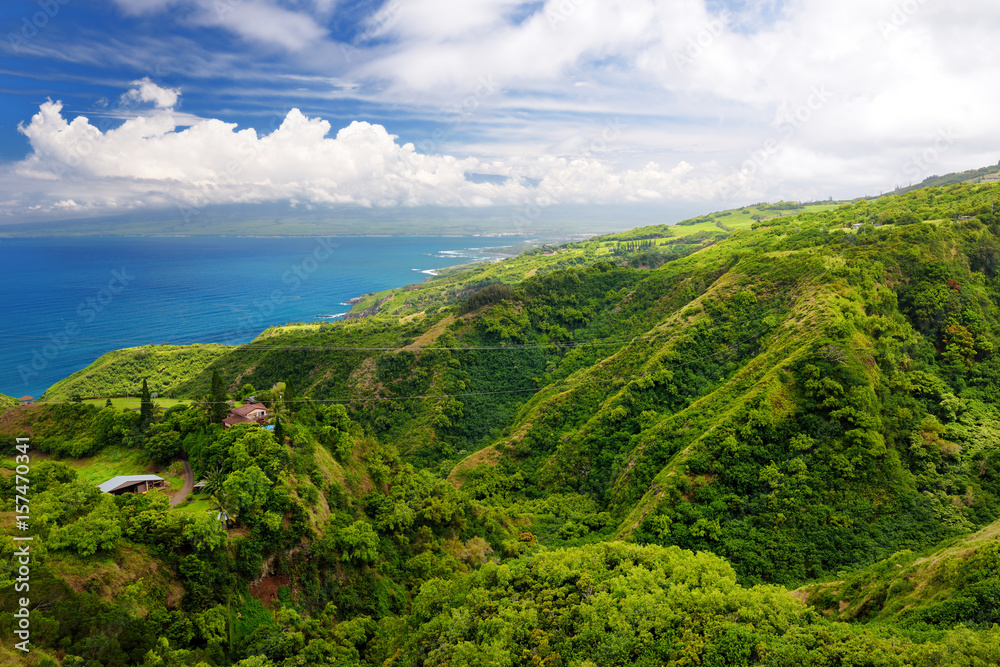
xmin=108 ymin=0 xmax=329 ymax=51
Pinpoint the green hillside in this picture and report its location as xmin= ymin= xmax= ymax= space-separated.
xmin=798 ymin=517 xmax=1000 ymax=627
xmin=0 ymin=393 xmax=17 ymax=413
xmin=44 ymin=344 xmax=231 ymax=401
xmin=3 ymin=180 xmax=1000 ymax=666
xmin=883 ymin=164 xmax=1000 ymax=196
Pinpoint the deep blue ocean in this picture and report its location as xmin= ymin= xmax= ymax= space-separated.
xmin=1 ymin=236 xmax=526 ymax=399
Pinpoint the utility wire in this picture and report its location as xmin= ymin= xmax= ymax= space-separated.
xmin=24 ymin=243 xmax=837 ymax=406
xmin=34 ymin=316 xmax=777 ymax=405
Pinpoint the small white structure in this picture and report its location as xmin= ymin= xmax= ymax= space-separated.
xmin=99 ymin=474 xmax=165 ymax=495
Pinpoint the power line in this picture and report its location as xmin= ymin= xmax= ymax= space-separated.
xmin=0 ymin=333 xmax=637 ymax=350
xmin=25 ymin=243 xmax=837 ymax=406
xmin=34 ymin=315 xmax=777 ymax=406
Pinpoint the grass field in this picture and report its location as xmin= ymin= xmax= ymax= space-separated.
xmin=670 ymin=202 xmax=842 ymax=237
xmin=65 ymin=446 xmax=154 ymax=484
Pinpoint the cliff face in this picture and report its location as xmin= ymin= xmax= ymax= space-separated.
xmin=343 ymin=296 xmax=392 ymax=319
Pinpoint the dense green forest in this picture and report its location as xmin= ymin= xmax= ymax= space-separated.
xmin=3 ymin=181 xmax=1000 ymax=665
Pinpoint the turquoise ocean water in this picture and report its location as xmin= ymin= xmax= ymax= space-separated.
xmin=1 ymin=236 xmax=524 ymax=399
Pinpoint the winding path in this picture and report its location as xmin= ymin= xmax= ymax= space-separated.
xmin=170 ymin=459 xmax=195 ymax=507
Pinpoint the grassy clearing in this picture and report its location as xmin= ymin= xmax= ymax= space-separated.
xmin=163 ymin=474 xmax=185 ymax=496
xmin=67 ymin=446 xmax=158 ymax=484
xmin=255 ymin=323 xmax=323 ymax=339
xmin=64 ymin=446 xmax=183 ymax=498
xmin=670 ymin=220 xmax=724 ymax=236
xmin=78 ymin=397 xmax=191 ymax=410
xmin=173 ymin=492 xmax=215 ymax=517
xmin=669 ymin=202 xmax=842 ymax=236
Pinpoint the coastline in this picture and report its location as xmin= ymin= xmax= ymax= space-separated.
xmin=0 ymin=232 xmax=530 ymax=239
xmin=1 ymin=235 xmax=534 ymax=398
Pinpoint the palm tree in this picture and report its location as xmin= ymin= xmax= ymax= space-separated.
xmin=209 ymin=491 xmax=238 ymax=529
xmin=199 ymin=465 xmax=226 ymax=496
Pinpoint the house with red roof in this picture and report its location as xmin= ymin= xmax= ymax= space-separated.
xmin=222 ymin=402 xmax=269 ymax=428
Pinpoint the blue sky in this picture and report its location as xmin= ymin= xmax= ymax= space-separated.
xmin=1 ymin=0 xmax=998 ymax=224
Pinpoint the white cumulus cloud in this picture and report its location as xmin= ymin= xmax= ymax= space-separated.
xmin=121 ymin=78 xmax=181 ymax=109
xmin=4 ymin=90 xmax=732 ymax=218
